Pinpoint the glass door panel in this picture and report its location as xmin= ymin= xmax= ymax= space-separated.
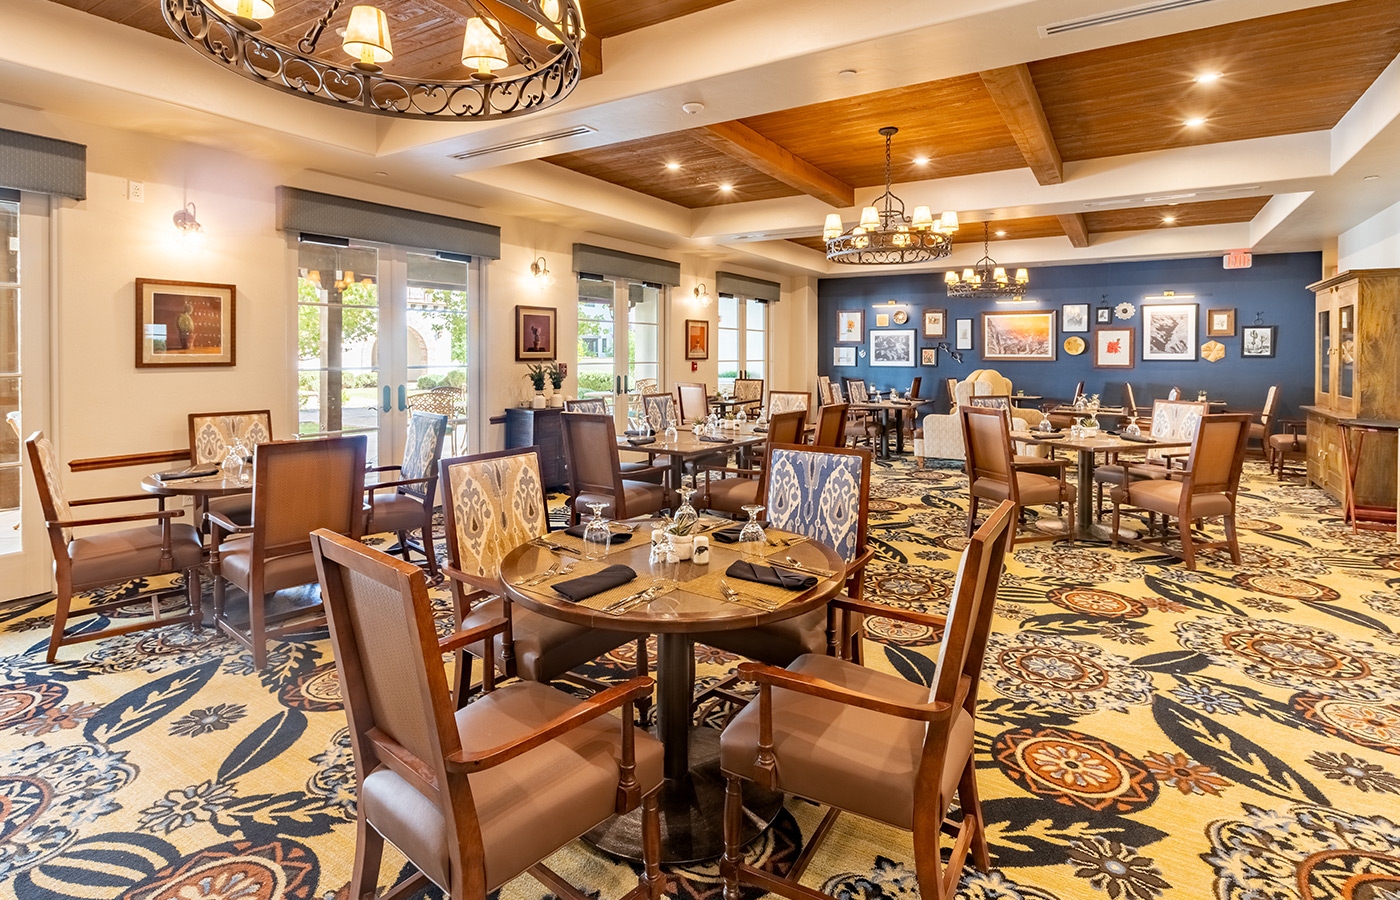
xmin=577 ymin=277 xmax=617 ymax=411
xmin=628 ymin=282 xmax=662 ymax=391
xmin=718 ymin=294 xmax=739 ymax=392
xmin=1316 ymin=307 xmax=1331 ymax=405
xmin=1338 ymin=302 xmax=1355 ymax=404
xmin=745 ymin=298 xmax=767 ymax=381
xmin=406 ymin=252 xmax=470 ymax=455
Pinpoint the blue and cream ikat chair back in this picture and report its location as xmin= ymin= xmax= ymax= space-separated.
xmin=763 ymin=443 xmax=871 ymax=565
xmin=641 ymin=393 xmax=676 ymax=431
xmin=365 ymin=411 xmax=448 ymax=580
xmin=188 ymin=410 xmax=272 ymax=465
xmin=441 ymin=447 xmax=549 ymax=584
xmin=400 ymin=411 xmax=449 ymax=501
xmin=565 ymin=398 xmax=610 ymax=414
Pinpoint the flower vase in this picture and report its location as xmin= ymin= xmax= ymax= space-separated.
xmin=532 ymin=392 xmax=546 ymax=409
xmin=549 ymin=392 xmax=563 ymax=408
xmin=668 ymin=534 xmax=694 ymax=561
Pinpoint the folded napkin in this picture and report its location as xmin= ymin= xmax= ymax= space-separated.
xmin=627 ymin=436 xmax=657 ymax=445
xmin=562 ymin=523 xmax=633 ymax=544
xmin=553 ymin=565 xmax=637 ymax=602
xmin=753 ymin=426 xmax=768 ymax=433
xmin=711 ymin=524 xmax=748 ymax=543
xmin=624 ymin=429 xmax=650 ymax=436
xmin=700 ymin=435 xmax=731 ymax=443
xmin=1119 ymin=433 xmax=1155 ymax=443
xmin=154 ymin=466 xmax=219 ymax=482
xmin=725 ymin=560 xmax=817 ymax=590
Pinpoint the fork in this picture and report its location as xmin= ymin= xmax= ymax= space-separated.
xmin=531 ymin=537 xmax=567 ymax=553
xmin=603 ymin=582 xmax=663 ymax=615
xmin=513 ymin=561 xmax=560 ymax=587
xmin=719 ymin=579 xmax=780 ymax=611
xmin=773 ymin=555 xmax=834 ymax=578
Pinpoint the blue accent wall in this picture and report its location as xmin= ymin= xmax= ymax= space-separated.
xmin=817 ymin=252 xmax=1321 ymax=418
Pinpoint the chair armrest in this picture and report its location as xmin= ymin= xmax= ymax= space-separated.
xmin=71 ymin=493 xmax=168 ymax=506
xmin=54 ymin=508 xmax=182 ymax=528
xmin=625 ymin=465 xmax=669 ymax=481
xmin=829 ymin=596 xmax=947 ymax=631
xmin=366 ymin=475 xmax=431 ymax=492
xmin=205 ymin=509 xmax=251 ymax=536
xmin=366 ymin=464 xmax=403 ymax=474
xmin=445 ymin=676 xmax=655 ymax=773
xmin=846 ymin=545 xmax=875 ymax=578
xmin=438 ymin=615 xmax=508 ymax=655
xmin=1014 ymin=457 xmax=1069 ymax=470
xmin=1278 ymin=418 xmax=1307 ymax=433
xmin=736 ymin=662 xmax=949 ymax=722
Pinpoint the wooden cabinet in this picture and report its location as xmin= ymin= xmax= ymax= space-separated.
xmin=504 ymin=407 xmax=568 ymax=489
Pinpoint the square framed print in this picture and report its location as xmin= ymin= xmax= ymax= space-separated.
xmin=869 ymin=329 xmax=915 ymax=367
xmin=1141 ymin=303 xmax=1198 ymax=361
xmin=875 ymin=313 xmax=890 ymax=328
xmin=833 ymin=346 xmax=856 ymax=367
xmin=136 ymin=279 xmax=237 ymax=367
xmin=1207 ymin=308 xmax=1236 ymax=336
xmin=955 ymin=318 xmax=974 ymax=350
xmin=982 ymin=311 xmax=1057 ymax=361
xmin=1242 ymin=325 xmax=1277 ymax=358
xmin=1096 ymin=306 xmax=1113 ymax=325
xmin=1094 ymin=327 xmax=1135 ymax=368
xmin=1062 ymin=303 xmax=1091 ymax=334
xmin=920 ymin=347 xmax=938 ymax=366
xmin=922 ymin=308 xmax=946 ymax=338
xmin=515 ymin=305 xmax=557 ymax=360
xmin=685 ymin=318 xmax=709 ymax=360
xmin=836 ymin=309 xmax=865 ymax=343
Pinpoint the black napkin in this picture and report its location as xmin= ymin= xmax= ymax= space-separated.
xmin=753 ymin=426 xmax=768 ymax=433
xmin=700 ymin=435 xmax=731 ymax=443
xmin=711 ymin=524 xmax=748 ymax=543
xmin=562 ymin=523 xmax=633 ymax=544
xmin=155 ymin=466 xmax=219 ymax=482
xmin=1119 ymin=433 xmax=1155 ymax=443
xmin=725 ymin=560 xmax=817 ymax=590
xmin=627 ymin=436 xmax=657 ymax=445
xmin=552 ymin=565 xmax=637 ymax=602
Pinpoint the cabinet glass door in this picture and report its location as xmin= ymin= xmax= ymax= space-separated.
xmin=1338 ymin=302 xmax=1355 ymax=406
xmin=1316 ymin=307 xmax=1332 ymax=405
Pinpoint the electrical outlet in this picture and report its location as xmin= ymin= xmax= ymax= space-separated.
xmin=126 ymin=180 xmax=144 ymax=202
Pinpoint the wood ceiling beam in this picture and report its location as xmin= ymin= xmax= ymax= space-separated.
xmin=979 ymin=64 xmax=1063 ymax=186
xmin=690 ymin=121 xmax=855 ymax=208
xmin=1057 ymin=213 xmax=1091 ymax=248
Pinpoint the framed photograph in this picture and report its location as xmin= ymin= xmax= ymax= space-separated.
xmin=1096 ymin=306 xmax=1113 ymax=325
xmin=1141 ymin=303 xmax=1198 ymax=361
xmin=981 ymin=311 xmax=1056 ymax=361
xmin=836 ymin=309 xmax=864 ymax=343
xmin=684 ymin=318 xmax=709 ymax=360
xmin=869 ymin=329 xmax=916 ymax=367
xmin=922 ymin=308 xmax=946 ymax=338
xmin=920 ymin=347 xmax=939 ymax=366
xmin=1061 ymin=303 xmax=1090 ymax=334
xmin=515 ymin=305 xmax=557 ymax=360
xmin=875 ymin=313 xmax=890 ymax=328
xmin=1207 ymin=308 xmax=1236 ymax=336
xmin=1094 ymin=327 xmax=1135 ymax=369
xmin=833 ymin=346 xmax=856 ymax=367
xmin=955 ymin=318 xmax=974 ymax=351
xmin=1242 ymin=325 xmax=1277 ymax=358
xmin=136 ymin=279 xmax=236 ymax=368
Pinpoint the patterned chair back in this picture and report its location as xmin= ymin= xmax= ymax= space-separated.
xmin=1148 ymin=400 xmax=1208 ymax=461
xmin=830 ymin=383 xmax=845 ymax=403
xmin=676 ymin=383 xmax=710 ymax=423
xmin=954 ymin=379 xmax=996 ymax=406
xmin=816 ymin=376 xmax=833 ymax=406
xmin=733 ymin=379 xmax=764 ymax=403
xmin=763 ymin=444 xmax=870 ymax=562
xmin=968 ymin=394 xmax=1014 ymax=426
xmin=26 ymin=432 xmax=72 ymax=542
xmin=641 ymin=393 xmax=676 ymax=430
xmin=768 ymin=391 xmax=809 ymax=415
xmin=844 ymin=379 xmax=869 ymax=403
xmin=188 ymin=410 xmax=273 ymax=465
xmin=565 ymin=398 xmax=609 ymax=414
xmin=400 ymin=411 xmax=448 ymax=502
xmin=441 ymin=448 xmax=549 ymax=581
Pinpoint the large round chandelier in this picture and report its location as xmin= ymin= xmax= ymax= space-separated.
xmin=824 ymin=127 xmax=959 ymax=265
xmin=945 ymin=223 xmax=1029 ymax=298
xmin=163 ymin=0 xmax=585 ymax=120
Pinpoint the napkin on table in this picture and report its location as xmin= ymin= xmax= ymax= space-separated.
xmin=725 ymin=560 xmax=817 ymax=590
xmin=552 ymin=565 xmax=637 ymax=602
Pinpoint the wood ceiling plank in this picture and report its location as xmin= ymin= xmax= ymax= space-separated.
xmin=581 ymin=0 xmax=739 ymax=38
xmin=979 ymin=64 xmax=1063 ymax=186
xmin=1084 ymin=196 xmax=1270 ymax=232
xmin=690 ymin=121 xmax=854 ymax=208
xmin=1058 ymin=213 xmax=1090 ymax=248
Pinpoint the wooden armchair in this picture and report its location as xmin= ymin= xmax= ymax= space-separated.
xmin=640 ymin=393 xmax=677 ymax=431
xmin=1249 ymin=384 xmax=1280 ymax=458
xmin=677 ymin=382 xmax=710 ymax=423
xmin=27 ymin=432 xmax=204 ymax=663
xmin=812 ymin=403 xmax=849 ymax=447
xmin=561 ymin=412 xmax=669 ymax=525
xmin=719 ymin=501 xmax=1014 ymax=900
xmin=208 ymin=435 xmax=366 ymax=669
xmin=187 ymin=409 xmax=272 ymax=528
xmin=700 ymin=409 xmax=805 ymax=516
xmin=366 ymin=410 xmax=447 ymax=581
xmin=1268 ymin=418 xmax=1308 ymax=480
xmin=768 ymin=391 xmax=809 ymax=416
xmin=1091 ymin=399 xmax=1206 ymax=521
xmin=309 ymin=529 xmax=665 ymax=900
xmin=961 ymin=406 xmax=1075 ymax=543
xmin=733 ymin=378 xmax=764 ymax=412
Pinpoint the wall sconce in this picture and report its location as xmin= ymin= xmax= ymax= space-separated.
xmin=693 ymin=283 xmax=711 ymax=307
xmin=530 ymin=256 xmax=554 ymax=289
xmin=172 ymin=202 xmax=203 ymax=239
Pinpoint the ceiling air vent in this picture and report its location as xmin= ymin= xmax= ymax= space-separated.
xmin=1040 ymin=0 xmax=1221 ymax=36
xmin=449 ymin=125 xmax=596 ymax=161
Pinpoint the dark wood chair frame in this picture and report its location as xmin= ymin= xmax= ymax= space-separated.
xmin=561 ymin=413 xmax=669 ymax=525
xmin=699 ymin=409 xmax=807 ymax=513
xmin=961 ymin=406 xmax=1074 ymax=544
xmin=812 ymin=403 xmax=849 ymax=447
xmin=365 ymin=411 xmax=448 ymax=582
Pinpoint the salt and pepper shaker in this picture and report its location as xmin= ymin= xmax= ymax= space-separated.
xmin=692 ymin=535 xmax=710 ymax=565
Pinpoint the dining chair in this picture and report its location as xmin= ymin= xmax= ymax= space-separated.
xmin=567 ymin=399 xmax=667 ymax=483
xmin=1091 ymin=399 xmax=1207 ymax=521
xmin=640 ymin=393 xmax=677 ymax=431
xmin=816 ymin=375 xmax=834 ymax=407
xmin=408 ymin=388 xmax=466 ymax=455
xmin=187 ymin=409 xmax=273 ymax=528
xmin=841 ymin=380 xmax=873 ymax=446
xmin=719 ymin=500 xmax=1014 ymax=900
xmin=1121 ymin=383 xmax=1151 ymax=429
xmin=561 ymin=412 xmax=669 ymax=524
xmin=1268 ymin=419 xmax=1308 ymax=481
xmin=768 ymin=391 xmax=809 ymax=416
xmin=968 ymin=395 xmax=1055 ymax=470
xmin=900 ymin=376 xmax=923 ymax=436
xmin=564 ymin=398 xmax=608 ymax=414
xmin=733 ymin=378 xmax=764 ymax=411
xmin=945 ymin=377 xmax=958 ymax=413
xmin=676 ymin=382 xmax=710 ymax=423
xmin=961 ymin=406 xmax=1075 ymax=544
xmin=812 ymin=403 xmax=849 ymax=447
xmin=830 ymin=382 xmax=845 ymax=403
xmin=699 ymin=409 xmax=806 ymax=516
xmin=309 ymin=529 xmax=665 ymax=900
xmin=26 ymin=432 xmax=204 ymax=663
xmin=1248 ymin=385 xmax=1280 ymax=459
xmin=208 ymin=434 xmax=367 ymax=669
xmin=365 ymin=410 xmax=448 ymax=581
xmin=1167 ymin=386 xmax=1182 ymax=400
xmin=843 ymin=379 xmax=869 ymax=403
xmin=1110 ymin=414 xmax=1251 ymax=569
xmin=439 ymin=447 xmax=649 ymax=704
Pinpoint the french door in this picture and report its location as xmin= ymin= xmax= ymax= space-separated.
xmin=296 ymin=240 xmax=476 ymax=467
xmin=576 ymin=275 xmax=664 ymax=428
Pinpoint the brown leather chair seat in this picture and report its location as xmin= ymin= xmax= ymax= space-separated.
xmin=971 ymin=471 xmax=1075 ymax=506
xmin=702 ymin=475 xmax=761 ymax=516
xmin=217 ymin=537 xmax=319 ymax=594
xmin=699 ymin=607 xmax=826 ymax=663
xmin=1111 ymin=479 xmax=1232 ymax=517
xmin=366 ymin=492 xmax=425 ymax=533
xmin=721 ymin=653 xmax=973 ymax=831
xmin=576 ymin=480 xmax=667 ymax=518
xmin=1268 ymin=432 xmax=1308 ymax=452
xmin=461 ymin=597 xmax=640 ymax=684
xmin=69 ymin=523 xmax=203 ymax=586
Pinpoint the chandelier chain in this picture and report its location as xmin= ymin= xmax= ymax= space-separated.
xmin=299 ymin=0 xmax=344 ymax=53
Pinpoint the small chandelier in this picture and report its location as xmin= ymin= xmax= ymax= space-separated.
xmin=824 ymin=126 xmax=959 ymax=265
xmin=945 ymin=223 xmax=1029 ymax=298
xmin=164 ymin=0 xmax=585 ymax=120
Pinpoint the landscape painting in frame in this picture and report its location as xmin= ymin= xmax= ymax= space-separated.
xmin=869 ymin=329 xmax=915 ymax=367
xmin=1141 ymin=303 xmax=1198 ymax=361
xmin=836 ymin=309 xmax=864 ymax=343
xmin=982 ymin=311 xmax=1056 ymax=361
xmin=136 ymin=278 xmax=236 ymax=367
xmin=1094 ymin=327 xmax=1134 ymax=368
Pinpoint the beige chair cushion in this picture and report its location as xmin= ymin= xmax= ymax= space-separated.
xmin=1111 ymin=479 xmax=1233 ymax=517
xmin=703 ymin=476 xmax=761 ymax=516
xmin=360 ymin=680 xmax=663 ymax=893
xmin=576 ymin=480 xmax=668 ymax=519
xmin=1092 ymin=463 xmax=1170 ymax=486
xmin=463 ymin=597 xmax=640 ymax=684
xmin=1268 ymin=433 xmax=1308 ymax=450
xmin=69 ymin=523 xmax=203 ymax=587
xmin=217 ymin=537 xmax=318 ymax=594
xmin=971 ymin=472 xmax=1075 ymax=506
xmin=720 ymin=654 xmax=974 ymax=831
xmin=367 ymin=492 xmax=427 ymax=535
xmin=696 ymin=607 xmax=828 ymax=667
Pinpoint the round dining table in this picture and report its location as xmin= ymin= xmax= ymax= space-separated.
xmin=498 ymin=525 xmax=847 ymax=863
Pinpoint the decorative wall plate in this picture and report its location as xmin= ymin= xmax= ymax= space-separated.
xmin=892 ymin=309 xmax=909 ymax=325
xmin=1202 ymin=340 xmax=1225 ymax=362
xmin=1115 ymin=302 xmax=1136 ymax=320
xmin=1064 ymin=336 xmax=1086 ymax=355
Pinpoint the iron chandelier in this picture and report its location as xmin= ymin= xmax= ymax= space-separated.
xmin=163 ymin=0 xmax=585 ymax=120
xmin=945 ymin=223 xmax=1029 ymax=298
xmin=824 ymin=126 xmax=959 ymax=265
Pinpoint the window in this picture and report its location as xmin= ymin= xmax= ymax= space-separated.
xmin=717 ymin=294 xmax=767 ymax=391
xmin=577 ymin=276 xmax=666 ymax=425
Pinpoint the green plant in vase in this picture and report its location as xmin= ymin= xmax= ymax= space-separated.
xmin=525 ymin=363 xmax=548 ymax=408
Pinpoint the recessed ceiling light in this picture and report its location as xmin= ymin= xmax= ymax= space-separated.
xmin=1193 ymin=72 xmax=1223 ymax=84
xmin=995 ymin=230 xmax=1007 ymax=237
xmin=1363 ymin=174 xmax=1380 ymax=181
xmin=1184 ymin=116 xmax=1208 ymax=127
xmin=1162 ymin=215 xmax=1177 ymax=223
xmin=719 ymin=183 xmax=733 ymax=192
xmin=665 ymin=162 xmax=681 ymax=171
xmin=373 ymin=171 xmax=388 ymax=177
xmin=838 ymin=69 xmax=858 ymax=78
xmin=913 ymin=155 xmax=929 ymax=166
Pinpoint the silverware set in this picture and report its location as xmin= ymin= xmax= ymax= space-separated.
xmin=513 ymin=560 xmax=575 ymax=587
xmin=771 ymin=555 xmax=834 ymax=578
xmin=602 ymin=579 xmax=676 ymax=615
xmin=719 ymin=579 xmax=779 ymax=611
xmin=530 ymin=537 xmax=567 ymax=553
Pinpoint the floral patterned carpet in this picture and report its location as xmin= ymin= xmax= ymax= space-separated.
xmin=0 ymin=457 xmax=1398 ymax=900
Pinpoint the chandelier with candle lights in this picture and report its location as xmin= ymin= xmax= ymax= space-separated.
xmin=163 ymin=0 xmax=585 ymax=120
xmin=824 ymin=127 xmax=959 ymax=265
xmin=944 ymin=222 xmax=1030 ymax=298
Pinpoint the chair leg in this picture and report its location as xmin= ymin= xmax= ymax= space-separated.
xmin=186 ymin=568 xmax=203 ymax=627
xmin=349 ymin=816 xmax=384 ymax=900
xmin=959 ymin=759 xmax=992 ymax=871
xmin=965 ymin=496 xmax=978 ymax=537
xmin=1179 ymin=518 xmax=1197 ymax=570
xmin=46 ymin=587 xmax=72 ymax=664
xmin=396 ymin=530 xmax=412 ymax=563
xmin=722 ymin=776 xmax=745 ymax=900
xmin=420 ymin=516 xmax=439 ymax=581
xmin=1224 ymin=512 xmax=1242 ymax=564
xmin=640 ymin=789 xmax=665 ymax=900
xmin=1110 ymin=502 xmax=1121 ymax=548
xmin=912 ymin=811 xmax=947 ymax=900
xmin=250 ymin=585 xmax=269 ymax=671
xmin=634 ymin=637 xmax=652 ymax=723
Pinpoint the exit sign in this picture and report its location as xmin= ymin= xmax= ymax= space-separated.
xmin=1223 ymin=250 xmax=1252 ymax=269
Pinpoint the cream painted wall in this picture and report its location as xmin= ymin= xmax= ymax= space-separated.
xmin=1338 ymin=199 xmax=1400 ymax=271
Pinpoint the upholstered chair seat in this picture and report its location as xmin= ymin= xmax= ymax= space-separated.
xmin=971 ymin=471 xmax=1075 ymax=506
xmin=459 ymin=597 xmax=638 ymax=684
xmin=68 ymin=523 xmax=203 ymax=585
xmin=1110 ymin=479 xmax=1233 ymax=517
xmin=362 ymin=492 xmax=424 ymax=532
xmin=215 ymin=538 xmax=321 ymax=595
xmin=1092 ymin=400 xmax=1206 ymax=520
xmin=575 ymin=480 xmax=668 ymax=519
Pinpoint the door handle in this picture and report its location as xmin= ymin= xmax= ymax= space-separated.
xmin=398 ymin=385 xmax=407 ymax=411
xmin=615 ymin=374 xmax=622 ymax=395
xmin=382 ymin=385 xmax=391 ymax=413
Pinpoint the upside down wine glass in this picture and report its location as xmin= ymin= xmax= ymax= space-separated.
xmin=582 ymin=501 xmax=611 ymax=560
xmin=739 ymin=504 xmax=766 ymax=559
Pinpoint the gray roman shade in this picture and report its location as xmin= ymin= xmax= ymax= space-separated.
xmin=572 ymin=244 xmax=680 ymax=286
xmin=717 ymin=271 xmax=781 ymax=303
xmin=276 ymin=187 xmax=500 ymax=259
xmin=0 ymin=129 xmax=86 ymax=200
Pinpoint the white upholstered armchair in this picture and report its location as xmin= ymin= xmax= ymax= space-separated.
xmin=915 ymin=369 xmax=1047 ymax=463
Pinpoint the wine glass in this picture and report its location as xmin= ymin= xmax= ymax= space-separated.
xmin=663 ymin=421 xmax=678 ymax=444
xmin=1197 ymin=390 xmax=1208 ymax=403
xmin=673 ymin=477 xmax=698 ymax=534
xmin=1124 ymin=421 xmax=1142 ymax=437
xmin=220 ymin=416 xmax=248 ymax=485
xmin=739 ymin=505 xmax=767 ymax=559
xmin=582 ymin=501 xmax=611 ymax=560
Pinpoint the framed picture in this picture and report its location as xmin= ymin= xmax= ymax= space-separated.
xmin=981 ymin=311 xmax=1056 ymax=361
xmin=515 ymin=305 xmax=557 ymax=360
xmin=833 ymin=346 xmax=856 ymax=367
xmin=1141 ymin=303 xmax=1198 ymax=361
xmin=922 ymin=308 xmax=946 ymax=338
xmin=1242 ymin=325 xmax=1277 ymax=358
xmin=684 ymin=318 xmax=709 ymax=360
xmin=1207 ymin=308 xmax=1236 ymax=336
xmin=136 ymin=279 xmax=236 ymax=368
xmin=869 ymin=329 xmax=915 ymax=367
xmin=920 ymin=347 xmax=938 ymax=366
xmin=836 ymin=309 xmax=864 ymax=343
xmin=1061 ymin=303 xmax=1090 ymax=334
xmin=955 ymin=318 xmax=974 ymax=350
xmin=875 ymin=313 xmax=890 ymax=328
xmin=1096 ymin=306 xmax=1112 ymax=325
xmin=1094 ymin=327 xmax=1135 ymax=368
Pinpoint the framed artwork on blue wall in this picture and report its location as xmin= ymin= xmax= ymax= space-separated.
xmin=1062 ymin=303 xmax=1090 ymax=333
xmin=1096 ymin=306 xmax=1112 ymax=325
xmin=921 ymin=347 xmax=938 ymax=366
xmin=955 ymin=318 xmax=974 ymax=350
xmin=922 ymin=308 xmax=946 ymax=338
xmin=1141 ymin=303 xmax=1198 ymax=361
xmin=833 ymin=346 xmax=856 ymax=366
xmin=1242 ymin=325 xmax=1277 ymax=358
xmin=870 ymin=329 xmax=916 ymax=367
xmin=836 ymin=309 xmax=864 ymax=343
